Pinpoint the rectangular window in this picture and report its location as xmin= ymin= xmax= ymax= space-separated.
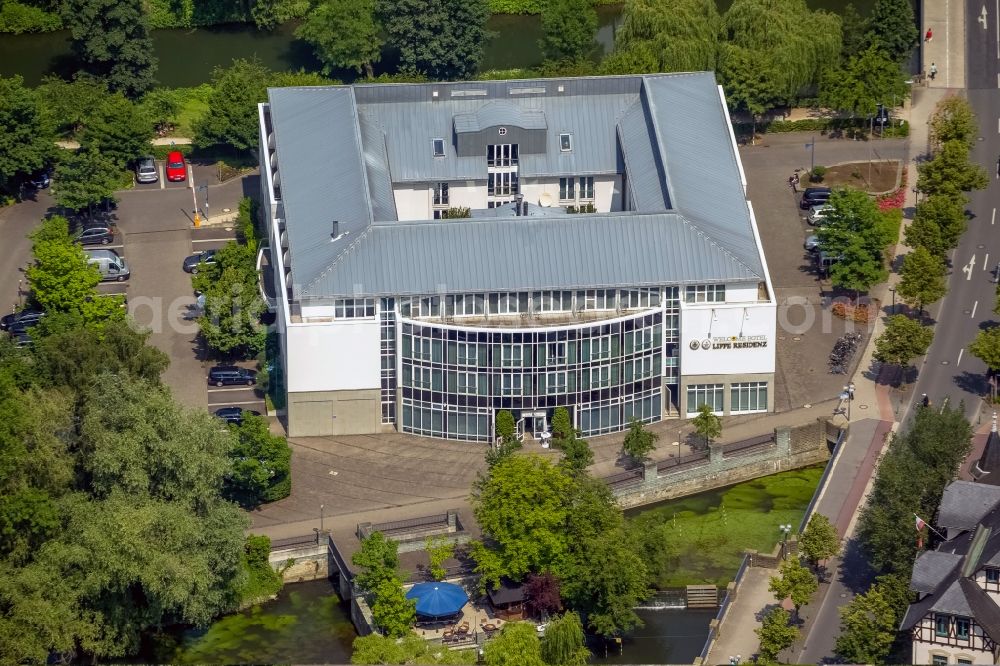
xmin=958 ymin=660 xmax=973 ymax=665
xmin=412 ymin=338 xmax=432 ymax=361
xmin=457 ymin=342 xmax=479 ymax=366
xmin=579 ymin=176 xmax=594 ymax=200
xmin=334 ymin=298 xmax=376 ymax=318
xmin=559 ymin=133 xmax=572 ymax=151
xmin=501 ymin=344 xmax=523 ymax=367
xmin=489 ymin=292 xmax=525 ymax=315
xmin=685 ymin=284 xmax=726 ymax=303
xmin=621 ymin=287 xmax=659 ymax=309
xmin=433 ymin=182 xmax=449 ymax=206
xmin=449 ymin=293 xmax=484 ymax=316
xmin=633 ymin=356 xmax=655 ymax=380
xmin=488 ymin=171 xmax=518 ymax=198
xmin=590 ymin=336 xmax=611 ymax=361
xmin=488 ymin=144 xmax=517 ymax=167
xmin=548 ymin=342 xmax=567 ymax=364
xmin=547 ymin=371 xmax=567 ymax=394
xmin=932 ymin=657 xmax=948 ymax=666
xmin=587 ymin=365 xmax=611 ymax=389
xmin=456 ymin=372 xmax=478 ymax=395
xmin=935 ymin=615 xmax=950 ymax=638
xmin=432 ymin=138 xmax=445 ymax=157
xmin=687 ymin=383 xmax=724 ymax=414
xmin=501 ymin=374 xmax=522 ymax=396
xmin=634 ymin=328 xmax=655 ymax=352
xmin=559 ymin=177 xmax=575 ymax=202
xmin=535 ymin=290 xmax=572 ymax=313
xmin=988 ymin=568 xmax=1000 ymax=583
xmin=955 ymin=617 xmax=970 ymax=640
xmin=412 ymin=367 xmax=431 ymax=389
xmin=731 ymin=382 xmax=768 ymax=413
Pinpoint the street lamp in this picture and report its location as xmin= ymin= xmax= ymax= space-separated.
xmin=805 ymin=136 xmax=816 ymax=172
xmin=320 ymin=504 xmax=325 ymax=535
xmin=779 ymin=524 xmax=792 ymax=560
xmin=889 ymin=286 xmax=896 ymax=314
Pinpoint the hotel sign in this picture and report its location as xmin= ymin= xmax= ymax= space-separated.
xmin=689 ymin=335 xmax=768 ymax=351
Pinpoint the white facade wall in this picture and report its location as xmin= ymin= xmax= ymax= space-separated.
xmin=285 ymin=320 xmax=381 ymax=393
xmin=722 ymin=282 xmax=761 ymax=303
xmin=911 ymin=628 xmax=992 ymax=665
xmin=448 ymin=182 xmax=485 ymax=210
xmin=678 ymin=301 xmax=776 ymax=377
xmin=520 ymin=176 xmax=620 ymax=212
xmin=393 ymin=186 xmax=430 ymax=221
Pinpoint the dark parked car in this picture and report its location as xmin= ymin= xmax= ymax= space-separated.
xmin=182 ymin=249 xmax=217 ymax=274
xmin=10 ymin=328 xmax=32 ymax=347
xmin=214 ymin=406 xmax=263 ymax=425
xmin=27 ymin=169 xmax=51 ymax=190
xmin=799 ymin=186 xmax=832 ymax=209
xmin=74 ymin=222 xmax=116 ymax=246
xmin=208 ymin=365 xmax=257 ymax=387
xmin=0 ymin=308 xmax=44 ymax=332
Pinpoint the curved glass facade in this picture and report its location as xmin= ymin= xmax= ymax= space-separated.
xmin=399 ymin=308 xmax=679 ymax=441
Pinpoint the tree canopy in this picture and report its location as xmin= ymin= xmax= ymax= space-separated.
xmin=799 ymin=513 xmax=841 ymax=566
xmin=61 ymin=0 xmax=158 ymax=98
xmin=0 ymin=75 xmax=53 ymax=194
xmin=622 ymin=418 xmax=658 ymax=463
xmin=296 ymin=0 xmax=383 ymax=77
xmin=604 ymin=0 xmax=720 ymax=74
xmin=756 ymin=607 xmax=799 ymax=663
xmin=484 ymin=622 xmax=545 ymax=666
xmin=866 ymin=0 xmax=919 ymax=63
xmin=768 ymin=557 xmax=817 ymax=615
xmin=819 ymin=45 xmax=909 ymax=117
xmin=52 ymin=148 xmax=121 ymax=214
xmin=692 ymin=403 xmax=721 ymax=447
xmin=194 ymin=58 xmax=272 ymax=153
xmin=896 ymin=246 xmax=947 ymax=313
xmin=970 ymin=327 xmax=1000 ymax=372
xmin=80 ymin=93 xmax=154 ymax=169
xmin=929 ymin=96 xmax=979 ymax=150
xmin=917 ymin=140 xmax=989 ymax=199
xmin=377 ymin=0 xmax=491 ymax=81
xmin=539 ymin=0 xmax=598 ymax=65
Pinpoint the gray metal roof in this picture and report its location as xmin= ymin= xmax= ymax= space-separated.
xmin=267 ymin=87 xmax=373 ymax=288
xmin=453 ymin=101 xmax=547 ymax=133
xmin=937 ymin=481 xmax=1000 ymax=531
xmin=267 ymin=73 xmax=768 ymax=300
xmin=911 ymin=551 xmax=963 ymax=594
xmin=301 ymin=212 xmax=762 ymax=298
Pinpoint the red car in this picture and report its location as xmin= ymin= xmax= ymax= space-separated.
xmin=165 ymin=151 xmax=187 ymax=182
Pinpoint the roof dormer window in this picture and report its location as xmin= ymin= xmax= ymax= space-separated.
xmin=559 ymin=133 xmax=572 ymax=152
xmin=432 ymin=138 xmax=445 ymax=157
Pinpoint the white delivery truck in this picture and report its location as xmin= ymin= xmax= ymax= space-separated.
xmin=86 ymin=248 xmax=130 ymax=282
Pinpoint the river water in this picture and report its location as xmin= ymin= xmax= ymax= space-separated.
xmin=1 ymin=0 xmax=881 ymax=88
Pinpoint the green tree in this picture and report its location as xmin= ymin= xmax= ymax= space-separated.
xmin=622 ymin=418 xmax=659 ymax=463
xmin=26 ymin=216 xmax=101 ymax=312
xmin=425 ymin=535 xmax=454 ymax=581
xmin=539 ymin=0 xmax=597 ymax=65
xmin=495 ymin=409 xmax=518 ymax=445
xmin=377 ymin=0 xmax=490 ymax=80
xmin=819 ymin=45 xmax=909 ymax=118
xmin=194 ymin=58 xmax=271 ymax=153
xmin=540 ymin=611 xmax=589 ymax=666
xmin=756 ymin=607 xmax=799 ymax=664
xmin=970 ymin=327 xmax=1000 ymax=372
xmin=551 ymin=407 xmax=573 ymax=440
xmin=352 ymin=531 xmax=400 ymax=593
xmin=840 ymin=3 xmax=870 ymax=59
xmin=484 ymin=621 xmax=545 ymax=666
xmin=36 ymin=75 xmax=109 ymax=137
xmin=929 ymin=96 xmax=979 ymax=150
xmin=723 ymin=0 xmax=841 ymax=103
xmin=471 ymin=454 xmax=573 ymax=589
xmin=897 ymin=246 xmax=947 ymax=314
xmin=351 ymin=633 xmax=407 ymax=665
xmin=239 ymin=534 xmax=284 ymax=604
xmin=0 ymin=75 xmax=53 ymax=194
xmin=857 ymin=404 xmax=972 ymax=575
xmin=718 ymin=45 xmax=784 ymax=124
xmin=250 ymin=0 xmax=281 ymax=29
xmin=873 ymin=314 xmax=934 ymax=371
xmin=692 ymin=403 xmax=721 ymax=448
xmin=835 ymin=582 xmax=899 ymax=664
xmin=80 ymin=93 xmax=154 ymax=169
xmin=768 ymin=557 xmax=817 ymax=617
xmin=905 ymin=194 xmax=966 ymax=257
xmin=917 ymin=140 xmax=989 ymax=199
xmin=829 ymin=235 xmax=888 ymax=295
xmin=51 ymin=148 xmax=120 ymax=215
xmin=61 ymin=0 xmax=157 ymax=98
xmin=198 ymin=265 xmax=268 ymax=356
xmin=558 ymin=433 xmax=594 ymax=476
xmin=370 ymin=576 xmax=416 ymax=637
xmin=866 ymin=0 xmax=918 ymax=63
xmin=296 ymin=0 xmax=382 ymax=77
xmin=604 ymin=0 xmax=720 ymax=74
xmin=351 ymin=632 xmax=477 ymax=664
xmin=226 ymin=414 xmax=291 ymax=507
xmin=799 ymin=513 xmax=841 ymax=567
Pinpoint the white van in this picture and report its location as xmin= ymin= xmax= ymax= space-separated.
xmin=86 ymin=248 xmax=130 ymax=282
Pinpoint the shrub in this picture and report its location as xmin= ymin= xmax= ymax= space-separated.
xmin=0 ymin=1 xmax=62 ymax=33
xmin=441 ymin=206 xmax=471 ymax=219
xmin=151 ymin=143 xmax=193 ymax=160
xmin=810 ymin=166 xmax=827 ymax=182
xmin=831 ymin=301 xmax=877 ymax=323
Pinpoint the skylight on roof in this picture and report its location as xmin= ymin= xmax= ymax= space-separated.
xmin=559 ymin=133 xmax=572 ymax=152
xmin=432 ymin=138 xmax=445 ymax=157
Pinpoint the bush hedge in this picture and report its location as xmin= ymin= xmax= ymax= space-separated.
xmin=735 ymin=117 xmax=910 ymax=138
xmin=489 ymin=0 xmax=618 ymax=13
xmin=150 ymin=143 xmax=193 ymax=160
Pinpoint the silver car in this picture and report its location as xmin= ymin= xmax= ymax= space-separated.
xmin=807 ymin=204 xmax=833 ymax=226
xmin=135 ymin=156 xmax=158 ymax=184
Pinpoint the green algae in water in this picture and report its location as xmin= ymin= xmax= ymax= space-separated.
xmin=627 ymin=465 xmax=824 ymax=588
xmin=162 ymin=580 xmax=355 ymax=664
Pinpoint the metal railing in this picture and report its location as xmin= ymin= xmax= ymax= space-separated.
xmin=270 ymin=533 xmax=322 ymax=551
xmin=698 ymin=551 xmax=752 ymax=664
xmin=798 ymin=425 xmax=847 ymax=533
xmin=602 ymin=468 xmax=644 ymax=488
xmin=359 ymin=513 xmax=451 ymax=539
xmin=656 ymin=449 xmax=709 ymax=473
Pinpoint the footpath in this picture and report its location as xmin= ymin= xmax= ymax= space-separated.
xmin=706 ymin=2 xmax=963 ymax=661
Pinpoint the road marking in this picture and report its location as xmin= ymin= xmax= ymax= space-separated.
xmin=159 ymin=164 xmax=165 ymax=190
xmin=983 ymin=3 xmax=990 ymax=29
xmin=973 ymin=300 xmax=980 ymax=318
xmin=209 ymin=400 xmax=263 ymax=407
xmin=958 ymin=349 xmax=965 ymax=365
xmin=997 ymin=0 xmax=999 ymax=57
xmin=206 ymin=386 xmax=258 ymax=392
xmin=192 ymin=237 xmax=235 ymax=243
xmin=993 ymin=208 xmax=997 ymax=225
xmin=964 ymin=254 xmax=977 ymax=280
xmin=986 ymin=253 xmax=991 ymax=269
xmin=941 ymin=397 xmax=950 ymax=413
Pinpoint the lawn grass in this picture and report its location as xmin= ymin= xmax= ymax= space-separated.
xmin=626 ymin=465 xmax=824 ymax=588
xmin=173 ymin=84 xmax=213 ymax=138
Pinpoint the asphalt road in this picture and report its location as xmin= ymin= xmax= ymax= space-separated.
xmin=909 ymin=0 xmax=1000 ymax=421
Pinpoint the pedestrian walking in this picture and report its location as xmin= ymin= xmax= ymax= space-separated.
xmin=925 ymin=28 xmax=933 ymax=42
xmin=929 ymin=62 xmax=937 ymax=81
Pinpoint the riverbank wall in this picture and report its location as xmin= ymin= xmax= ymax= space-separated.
xmin=609 ymin=420 xmax=840 ymax=509
xmin=268 ymin=535 xmax=332 ymax=584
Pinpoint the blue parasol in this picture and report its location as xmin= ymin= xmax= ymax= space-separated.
xmin=405 ymin=582 xmax=469 ymax=618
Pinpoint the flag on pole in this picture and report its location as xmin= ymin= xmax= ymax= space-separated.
xmin=916 ymin=514 xmax=927 ymax=531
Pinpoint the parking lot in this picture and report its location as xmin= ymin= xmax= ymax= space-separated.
xmin=0 ymin=162 xmax=263 ymax=419
xmin=738 ymin=133 xmax=910 ymax=410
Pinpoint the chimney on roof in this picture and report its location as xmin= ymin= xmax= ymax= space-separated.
xmin=515 ymin=193 xmax=525 ymax=217
xmin=331 ymin=220 xmax=339 ymax=240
